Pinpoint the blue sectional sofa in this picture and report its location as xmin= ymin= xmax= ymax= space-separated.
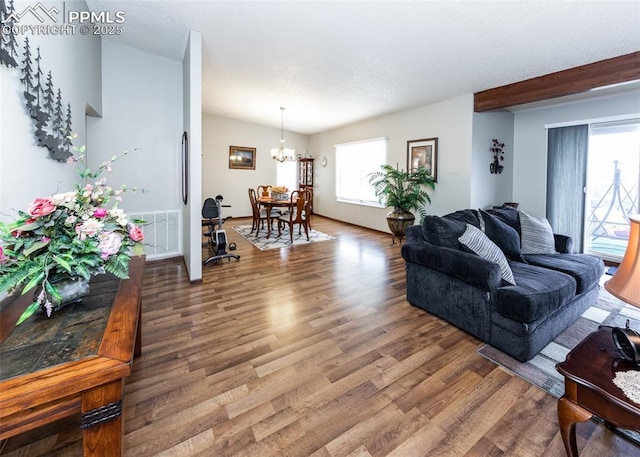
xmin=401 ymin=207 xmax=604 ymax=362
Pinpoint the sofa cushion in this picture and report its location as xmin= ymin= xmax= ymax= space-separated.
xmin=458 ymin=224 xmax=516 ymax=285
xmin=524 ymin=253 xmax=603 ymax=295
xmin=421 ymin=216 xmax=467 ymax=249
xmin=444 ymin=209 xmax=481 ymax=227
xmin=519 ymin=211 xmax=557 ymax=254
xmin=480 ymin=210 xmax=526 ymax=263
xmin=495 ymin=262 xmax=576 ymax=323
xmin=487 ymin=206 xmax=521 ymax=234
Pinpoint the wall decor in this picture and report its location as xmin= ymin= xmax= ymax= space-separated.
xmin=407 ymin=138 xmax=438 ymax=182
xmin=229 ymin=146 xmax=256 ymax=170
xmin=490 ymin=138 xmax=505 ymax=174
xmin=181 ymin=131 xmax=189 ymax=204
xmin=0 ymin=3 xmax=74 ymax=162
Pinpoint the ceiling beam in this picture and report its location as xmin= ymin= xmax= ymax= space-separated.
xmin=474 ymin=52 xmax=640 ymax=112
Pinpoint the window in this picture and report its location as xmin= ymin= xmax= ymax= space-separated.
xmin=335 ymin=137 xmax=386 ymax=206
xmin=276 ymin=158 xmax=297 ymax=192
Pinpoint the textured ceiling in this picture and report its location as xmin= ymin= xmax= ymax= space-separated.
xmin=85 ymin=1 xmax=640 ymax=134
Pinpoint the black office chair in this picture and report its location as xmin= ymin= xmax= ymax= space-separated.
xmin=202 ymin=195 xmax=240 ymax=265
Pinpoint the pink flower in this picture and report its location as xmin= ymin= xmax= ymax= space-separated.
xmin=94 ymin=208 xmax=108 ymax=218
xmin=75 ymin=219 xmax=103 ymax=240
xmin=42 ymin=236 xmax=50 ymax=244
xmin=28 ymin=198 xmax=56 ymax=217
xmin=0 ymin=246 xmax=7 ymax=263
xmin=98 ymin=232 xmax=122 ymax=260
xmin=129 ymin=224 xmax=144 ymax=242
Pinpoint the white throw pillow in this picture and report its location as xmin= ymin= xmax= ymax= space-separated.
xmin=458 ymin=224 xmax=516 ymax=285
xmin=519 ymin=211 xmax=557 ymax=254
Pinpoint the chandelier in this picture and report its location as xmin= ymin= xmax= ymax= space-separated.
xmin=271 ymin=107 xmax=295 ymax=163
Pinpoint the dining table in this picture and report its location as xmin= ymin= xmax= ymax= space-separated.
xmin=256 ymin=196 xmax=294 ymax=238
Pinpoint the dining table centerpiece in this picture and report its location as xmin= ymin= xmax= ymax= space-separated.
xmin=0 ymin=147 xmax=145 ymax=325
xmin=271 ymin=186 xmax=289 ymax=200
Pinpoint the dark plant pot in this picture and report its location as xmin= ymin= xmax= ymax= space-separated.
xmin=386 ymin=209 xmax=415 ymax=245
xmin=35 ymin=277 xmax=91 ymax=313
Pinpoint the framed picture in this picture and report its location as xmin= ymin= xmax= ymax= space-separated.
xmin=229 ymin=146 xmax=256 ymax=170
xmin=407 ymin=137 xmax=438 ymax=182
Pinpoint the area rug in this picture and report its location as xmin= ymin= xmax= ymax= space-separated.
xmin=478 ymin=279 xmax=640 ymax=444
xmin=233 ymin=225 xmax=335 ymax=250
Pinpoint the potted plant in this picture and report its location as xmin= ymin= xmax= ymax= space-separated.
xmin=368 ymin=164 xmax=436 ymax=243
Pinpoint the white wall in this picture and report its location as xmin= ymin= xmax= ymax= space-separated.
xmin=202 ymin=114 xmax=309 ymax=218
xmin=513 ymin=90 xmax=640 ymax=217
xmin=87 ymin=40 xmax=183 ymax=215
xmin=470 ymin=110 xmax=514 ymax=209
xmin=182 ymin=30 xmax=203 ymax=282
xmin=1 ymin=0 xmax=101 ymax=221
xmin=308 ymin=94 xmax=474 ymax=233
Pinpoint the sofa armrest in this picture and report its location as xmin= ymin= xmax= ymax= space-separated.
xmin=405 ymin=225 xmax=423 ymax=243
xmin=401 ymin=241 xmax=502 ymax=292
xmin=554 ymin=233 xmax=574 ymax=254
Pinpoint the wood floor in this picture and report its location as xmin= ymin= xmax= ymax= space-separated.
xmin=1 ymin=216 xmax=638 ymax=456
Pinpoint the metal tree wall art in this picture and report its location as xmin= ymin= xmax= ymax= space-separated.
xmin=490 ymin=138 xmax=505 ymax=174
xmin=0 ymin=0 xmax=74 ymax=162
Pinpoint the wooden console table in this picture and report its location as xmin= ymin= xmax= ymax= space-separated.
xmin=556 ymin=326 xmax=640 ymax=456
xmin=0 ymin=256 xmax=144 ymax=456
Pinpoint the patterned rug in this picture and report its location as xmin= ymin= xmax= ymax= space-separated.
xmin=233 ymin=225 xmax=335 ymax=250
xmin=478 ymin=276 xmax=640 ymax=444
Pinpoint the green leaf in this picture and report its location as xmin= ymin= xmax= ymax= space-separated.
xmin=21 ymin=272 xmax=44 ymax=295
xmin=16 ymin=301 xmax=40 ymax=325
xmin=13 ymin=221 xmax=41 ymax=232
xmin=23 ymin=240 xmax=48 ymax=256
xmin=53 ymin=255 xmax=72 ymax=273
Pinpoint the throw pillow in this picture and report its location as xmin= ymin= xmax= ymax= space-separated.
xmin=519 ymin=211 xmax=557 ymax=254
xmin=458 ymin=224 xmax=516 ymax=285
xmin=421 ymin=216 xmax=466 ymax=249
xmin=486 ymin=206 xmax=521 ymax=234
xmin=479 ymin=210 xmax=526 ymax=262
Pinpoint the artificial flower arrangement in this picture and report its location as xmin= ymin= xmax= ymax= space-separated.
xmin=489 ymin=138 xmax=505 ymax=174
xmin=270 ymin=186 xmax=289 ymax=200
xmin=0 ymin=145 xmax=145 ymax=324
xmin=490 ymin=138 xmax=505 ymax=162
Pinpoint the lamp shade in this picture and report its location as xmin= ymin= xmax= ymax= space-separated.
xmin=605 ymin=215 xmax=640 ymax=307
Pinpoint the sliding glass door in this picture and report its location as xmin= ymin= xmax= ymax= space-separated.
xmin=584 ymin=120 xmax=640 ymax=261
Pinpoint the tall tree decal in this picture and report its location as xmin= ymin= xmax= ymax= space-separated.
xmin=1 ymin=9 xmax=75 ymax=162
xmin=53 ymin=88 xmax=63 ymax=138
xmin=62 ymin=103 xmax=73 ymax=155
xmin=49 ymin=88 xmax=71 ymax=161
xmin=20 ymin=37 xmax=36 ymax=112
xmin=0 ymin=0 xmax=19 ymax=67
xmin=33 ymin=47 xmax=43 ymax=106
xmin=43 ymin=71 xmax=55 ymax=114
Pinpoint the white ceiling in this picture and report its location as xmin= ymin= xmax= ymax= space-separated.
xmin=85 ymin=0 xmax=640 ymax=135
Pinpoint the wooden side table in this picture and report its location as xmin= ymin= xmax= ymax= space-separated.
xmin=556 ymin=327 xmax=640 ymax=456
xmin=0 ymin=256 xmax=144 ymax=457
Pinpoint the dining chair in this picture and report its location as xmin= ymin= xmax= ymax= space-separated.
xmin=277 ymin=189 xmax=311 ymax=243
xmin=303 ymin=186 xmax=313 ymax=229
xmin=257 ymin=185 xmax=272 ymax=198
xmin=248 ymin=188 xmax=279 ymax=235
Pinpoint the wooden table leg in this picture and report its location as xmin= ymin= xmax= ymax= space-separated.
xmin=134 ymin=301 xmax=142 ymax=358
xmin=558 ymin=396 xmax=593 ymax=457
xmin=266 ymin=207 xmax=272 ymax=238
xmin=81 ymin=379 xmax=125 ymax=457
